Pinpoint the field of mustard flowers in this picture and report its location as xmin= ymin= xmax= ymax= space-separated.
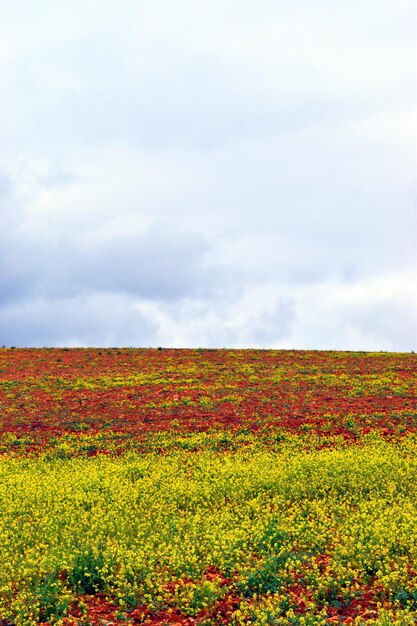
xmin=0 ymin=348 xmax=416 ymax=625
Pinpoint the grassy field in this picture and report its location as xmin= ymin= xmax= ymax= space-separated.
xmin=0 ymin=349 xmax=416 ymax=625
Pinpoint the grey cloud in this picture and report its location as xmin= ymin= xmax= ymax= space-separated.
xmin=0 ymin=294 xmax=157 ymax=348
xmin=1 ymin=222 xmax=217 ymax=304
xmin=0 ymin=174 xmax=12 ymax=201
xmin=0 ymin=174 xmax=31 ymax=304
xmin=342 ymin=299 xmax=417 ymax=353
xmin=192 ymin=297 xmax=296 ymax=349
xmin=65 ymin=225 xmax=215 ymax=300
xmin=0 ymin=260 xmax=33 ymax=307
xmin=246 ymin=298 xmax=296 ymax=346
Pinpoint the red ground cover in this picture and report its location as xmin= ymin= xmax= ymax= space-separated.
xmin=0 ymin=348 xmax=415 ymax=450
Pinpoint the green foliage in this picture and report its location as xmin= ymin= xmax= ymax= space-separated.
xmin=69 ymin=548 xmax=107 ymax=594
xmin=239 ymin=554 xmax=288 ymax=597
xmin=35 ymin=573 xmax=70 ymax=622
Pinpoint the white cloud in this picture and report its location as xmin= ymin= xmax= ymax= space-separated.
xmin=0 ymin=0 xmax=415 ymax=349
xmin=286 ymin=270 xmax=417 ymax=351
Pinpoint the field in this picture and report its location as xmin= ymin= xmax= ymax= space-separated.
xmin=0 ymin=348 xmax=416 ymax=625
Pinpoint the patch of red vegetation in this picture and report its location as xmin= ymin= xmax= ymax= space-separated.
xmin=60 ymin=593 xmax=120 ymax=624
xmin=284 ymin=553 xmax=391 ymax=624
xmin=1 ymin=348 xmax=416 ymax=451
xmin=55 ymin=558 xmax=413 ymax=625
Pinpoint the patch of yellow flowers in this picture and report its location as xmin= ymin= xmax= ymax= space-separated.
xmin=0 ymin=434 xmax=416 ymax=625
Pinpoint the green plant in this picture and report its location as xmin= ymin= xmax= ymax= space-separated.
xmin=69 ymin=548 xmax=107 ymax=594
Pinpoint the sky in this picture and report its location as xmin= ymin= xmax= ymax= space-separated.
xmin=0 ymin=0 xmax=416 ymax=350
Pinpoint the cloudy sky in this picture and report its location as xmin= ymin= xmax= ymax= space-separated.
xmin=1 ymin=1 xmax=416 ymax=350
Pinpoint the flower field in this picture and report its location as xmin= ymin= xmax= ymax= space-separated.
xmin=0 ymin=348 xmax=416 ymax=625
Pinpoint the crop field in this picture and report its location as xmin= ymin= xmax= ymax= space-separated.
xmin=0 ymin=348 xmax=416 ymax=625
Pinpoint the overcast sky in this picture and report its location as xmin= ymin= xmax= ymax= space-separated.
xmin=1 ymin=1 xmax=416 ymax=350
